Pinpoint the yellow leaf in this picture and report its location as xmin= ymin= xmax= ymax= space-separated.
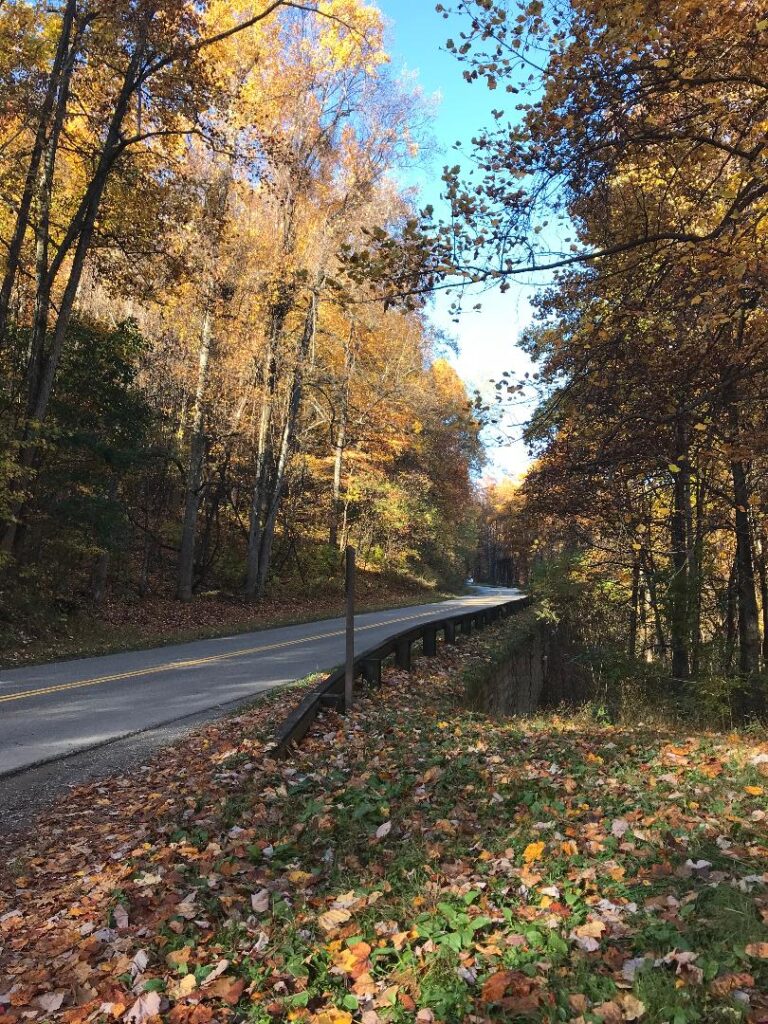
xmin=288 ymin=870 xmax=314 ymax=886
xmin=166 ymin=947 xmax=192 ymax=968
xmin=745 ymin=786 xmax=764 ymax=796
xmin=311 ymin=1011 xmax=353 ymax=1024
xmin=331 ymin=947 xmax=360 ymax=974
xmin=745 ymin=942 xmax=768 ymax=959
xmin=523 ymin=841 xmax=546 ymax=863
xmin=168 ymin=973 xmax=197 ymax=1000
xmin=619 ymin=993 xmax=646 ymax=1021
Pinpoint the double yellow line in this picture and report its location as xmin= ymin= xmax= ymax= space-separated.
xmin=0 ymin=607 xmax=458 ymax=707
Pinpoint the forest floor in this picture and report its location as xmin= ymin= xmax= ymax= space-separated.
xmin=2 ymin=622 xmax=768 ymax=1024
xmin=0 ymin=572 xmax=449 ymax=669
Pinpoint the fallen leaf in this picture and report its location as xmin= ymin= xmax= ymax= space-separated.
xmin=205 ymin=977 xmax=244 ymax=1004
xmin=312 ymin=1011 xmax=353 ymax=1024
xmin=201 ymin=960 xmax=230 ymax=986
xmin=318 ymin=907 xmax=352 ymax=932
xmin=710 ymin=972 xmax=754 ymax=997
xmin=523 ymin=841 xmax=545 ymax=863
xmin=168 ymin=974 xmax=197 ymax=1000
xmin=375 ymin=821 xmax=392 ymax=840
xmin=124 ymin=991 xmax=161 ymax=1024
xmin=251 ymin=889 xmax=270 ymax=913
xmin=619 ymin=993 xmax=646 ymax=1020
xmin=594 ymin=1000 xmax=623 ymax=1024
xmin=34 ymin=992 xmax=66 ymax=1014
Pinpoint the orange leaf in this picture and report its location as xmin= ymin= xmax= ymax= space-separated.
xmin=523 ymin=841 xmax=545 ymax=863
xmin=482 ymin=971 xmax=517 ymax=1002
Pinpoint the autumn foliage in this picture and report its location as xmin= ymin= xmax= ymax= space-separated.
xmin=0 ymin=0 xmax=481 ymax=644
xmin=446 ymin=0 xmax=768 ymax=719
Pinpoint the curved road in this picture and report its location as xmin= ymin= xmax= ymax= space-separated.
xmin=0 ymin=587 xmax=522 ymax=781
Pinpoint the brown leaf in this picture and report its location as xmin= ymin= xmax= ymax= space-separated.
xmin=205 ymin=977 xmax=245 ymax=1005
xmin=482 ymin=971 xmax=516 ymax=1002
xmin=710 ymin=972 xmax=754 ymax=997
xmin=318 ymin=908 xmax=352 ymax=932
xmin=593 ymin=1000 xmax=623 ymax=1024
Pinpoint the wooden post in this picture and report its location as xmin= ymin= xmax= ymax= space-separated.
xmin=345 ymin=546 xmax=355 ymax=712
xmin=395 ymin=637 xmax=412 ymax=670
xmin=423 ymin=625 xmax=437 ymax=657
xmin=362 ymin=657 xmax=382 ymax=686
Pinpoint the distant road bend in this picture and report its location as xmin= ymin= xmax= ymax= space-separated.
xmin=0 ymin=588 xmax=522 ymax=779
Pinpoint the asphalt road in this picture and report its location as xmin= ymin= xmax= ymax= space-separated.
xmin=0 ymin=588 xmax=522 ymax=782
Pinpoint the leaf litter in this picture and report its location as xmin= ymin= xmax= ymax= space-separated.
xmin=1 ymin=623 xmax=768 ymax=1023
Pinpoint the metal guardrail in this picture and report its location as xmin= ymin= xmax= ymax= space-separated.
xmin=273 ymin=595 xmax=531 ymax=756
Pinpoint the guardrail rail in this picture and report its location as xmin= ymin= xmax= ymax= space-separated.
xmin=273 ymin=595 xmax=531 ymax=756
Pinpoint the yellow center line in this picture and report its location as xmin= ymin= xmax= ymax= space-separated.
xmin=0 ymin=604 xmax=483 ymax=706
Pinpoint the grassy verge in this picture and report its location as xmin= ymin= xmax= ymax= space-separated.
xmin=0 ymin=573 xmax=455 ymax=669
xmin=2 ymin=622 xmax=768 ymax=1024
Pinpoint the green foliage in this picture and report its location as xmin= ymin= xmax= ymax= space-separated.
xmin=530 ymin=552 xmax=768 ymax=727
xmin=0 ymin=318 xmax=155 ymax=630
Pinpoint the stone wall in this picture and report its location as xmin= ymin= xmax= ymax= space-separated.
xmin=466 ymin=613 xmax=591 ymax=717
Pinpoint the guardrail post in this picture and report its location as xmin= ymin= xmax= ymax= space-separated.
xmin=362 ymin=657 xmax=382 ymax=686
xmin=320 ymin=693 xmax=344 ymax=710
xmin=444 ymin=621 xmax=457 ymax=644
xmin=395 ymin=637 xmax=412 ymax=670
xmin=462 ymin=615 xmax=473 ymax=636
xmin=345 ymin=546 xmax=355 ymax=712
xmin=423 ymin=625 xmax=437 ymax=657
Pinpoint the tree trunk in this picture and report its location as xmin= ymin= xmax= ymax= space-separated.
xmin=690 ymin=474 xmax=705 ymax=676
xmin=26 ymin=13 xmax=79 ymax=417
xmin=1 ymin=42 xmax=147 ymax=554
xmin=725 ymin=555 xmax=738 ymax=674
xmin=177 ymin=307 xmax=213 ymax=601
xmin=723 ymin=362 xmax=761 ymax=681
xmin=91 ymin=476 xmax=119 ymax=604
xmin=245 ymin=297 xmax=292 ymax=599
xmin=329 ymin=331 xmax=354 ymax=549
xmin=757 ymin=529 xmax=768 ymax=664
xmin=628 ymin=560 xmax=640 ymax=661
xmin=252 ymin=293 xmax=317 ymax=598
xmin=0 ymin=0 xmax=78 ymax=342
xmin=669 ymin=422 xmax=691 ymax=683
xmin=731 ymin=457 xmax=761 ymax=677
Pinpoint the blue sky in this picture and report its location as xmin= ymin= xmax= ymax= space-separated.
xmin=379 ymin=0 xmax=536 ymax=478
